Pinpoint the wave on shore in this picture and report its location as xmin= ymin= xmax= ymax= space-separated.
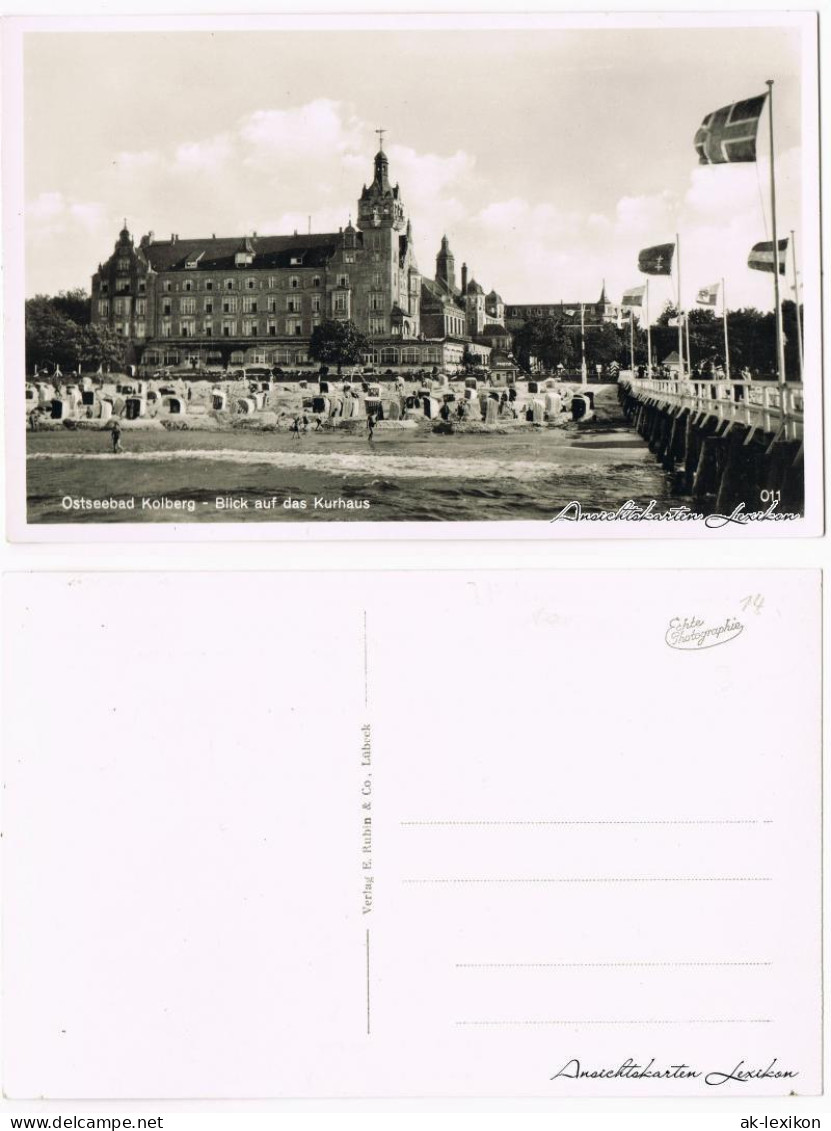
xmin=28 ymin=448 xmax=610 ymax=482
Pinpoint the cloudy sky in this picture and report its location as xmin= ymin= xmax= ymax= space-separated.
xmin=23 ymin=22 xmax=809 ymax=312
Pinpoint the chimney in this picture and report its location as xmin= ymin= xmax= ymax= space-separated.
xmin=171 ymin=233 xmax=177 ymax=244
xmin=461 ymin=262 xmax=468 ymax=293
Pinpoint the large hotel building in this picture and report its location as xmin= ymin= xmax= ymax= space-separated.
xmin=91 ymin=144 xmax=512 ymax=373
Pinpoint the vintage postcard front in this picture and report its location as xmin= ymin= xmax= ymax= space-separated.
xmin=2 ymin=570 xmax=821 ymax=1098
xmin=2 ymin=12 xmax=822 ymax=539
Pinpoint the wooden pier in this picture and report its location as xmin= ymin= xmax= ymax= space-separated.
xmin=618 ymin=376 xmax=804 ymax=512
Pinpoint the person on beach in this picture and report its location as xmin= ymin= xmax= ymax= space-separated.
xmin=111 ymin=420 xmax=123 ymax=454
xmin=291 ymin=416 xmax=301 ymax=438
xmin=367 ymin=413 xmax=376 ymax=443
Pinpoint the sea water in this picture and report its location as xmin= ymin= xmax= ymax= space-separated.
xmin=26 ymin=422 xmax=673 ymax=524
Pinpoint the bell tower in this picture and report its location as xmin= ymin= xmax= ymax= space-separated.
xmin=436 ymin=235 xmax=455 ymax=292
xmin=357 ymin=130 xmax=406 ymax=233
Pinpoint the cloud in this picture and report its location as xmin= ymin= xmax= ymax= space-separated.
xmin=174 ymin=135 xmax=233 ymax=171
xmin=25 ymin=92 xmax=803 ymax=316
xmin=28 ymin=191 xmax=106 ymax=239
xmin=241 ymin=99 xmax=362 ymax=163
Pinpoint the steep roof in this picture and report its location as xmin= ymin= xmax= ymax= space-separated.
xmin=142 ymin=233 xmax=339 ymax=272
xmin=466 ymin=278 xmax=484 ymax=296
xmin=421 ymin=277 xmax=465 ymax=310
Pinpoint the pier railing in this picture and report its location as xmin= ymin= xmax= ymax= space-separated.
xmin=620 ymin=377 xmax=803 ymax=441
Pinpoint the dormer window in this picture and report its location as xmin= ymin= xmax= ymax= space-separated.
xmin=290 ymin=255 xmax=303 ymax=266
xmin=235 ymin=251 xmax=253 ymax=267
xmin=185 ymin=252 xmax=204 ymax=269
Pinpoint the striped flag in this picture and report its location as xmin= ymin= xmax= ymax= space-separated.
xmin=621 ymin=286 xmax=645 ymax=307
xmin=694 ymin=94 xmax=767 ymax=165
xmin=748 ymin=238 xmax=788 ymax=274
xmin=696 ymin=283 xmax=720 ymax=306
xmin=638 ymin=243 xmax=674 ymax=275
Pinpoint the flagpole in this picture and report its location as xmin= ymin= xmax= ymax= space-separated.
xmin=580 ymin=303 xmax=587 ymax=384
xmin=722 ymin=277 xmax=730 ymax=381
xmin=766 ymin=79 xmax=786 ymax=392
xmin=685 ymin=313 xmax=692 ymax=376
xmin=646 ymin=278 xmax=652 ymax=375
xmin=675 ymin=232 xmax=684 ymax=378
xmin=629 ymin=309 xmax=635 ymax=373
xmin=790 ymin=228 xmax=804 ymax=381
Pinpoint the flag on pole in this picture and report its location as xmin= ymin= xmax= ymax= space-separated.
xmin=638 ymin=243 xmax=675 ymax=275
xmin=748 ymin=238 xmax=788 ymax=274
xmin=695 ymin=283 xmax=720 ymax=306
xmin=563 ymin=309 xmax=577 ymax=318
xmin=621 ymin=286 xmax=646 ymax=307
xmin=668 ymin=314 xmax=686 ymax=327
xmin=694 ymin=94 xmax=767 ymax=165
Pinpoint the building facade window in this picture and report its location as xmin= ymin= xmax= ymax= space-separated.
xmin=222 ymin=297 xmax=238 ymax=314
xmin=222 ymin=320 xmax=236 ymax=337
xmin=204 ymin=299 xmax=214 ymax=314
xmin=288 ymin=318 xmax=302 ymax=336
xmin=311 ymin=296 xmax=321 ymax=313
xmin=98 ymin=299 xmax=110 ymax=316
xmin=369 ymin=317 xmax=386 ymax=336
xmin=180 ymin=297 xmax=196 ymax=314
xmin=287 ymin=297 xmax=300 ymax=314
xmin=161 ymin=320 xmax=172 ymax=338
xmin=243 ymin=297 xmax=258 ymax=313
xmin=289 ymin=276 xmax=300 ymax=290
xmin=224 ymin=279 xmax=235 ymax=291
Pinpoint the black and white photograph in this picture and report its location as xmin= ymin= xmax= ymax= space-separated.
xmin=5 ymin=13 xmax=820 ymax=534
